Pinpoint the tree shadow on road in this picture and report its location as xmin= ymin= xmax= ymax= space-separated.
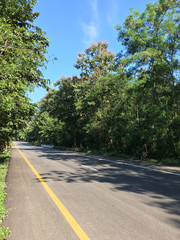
xmin=21 ymin=146 xmax=180 ymax=230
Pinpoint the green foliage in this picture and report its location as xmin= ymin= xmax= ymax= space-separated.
xmin=0 ymin=0 xmax=49 ymax=150
xmin=114 ymin=0 xmax=180 ymax=159
xmin=0 ymin=226 xmax=11 ymax=240
xmin=27 ymin=108 xmax=65 ymax=146
xmin=27 ymin=0 xmax=180 ymax=164
xmin=74 ymin=42 xmax=115 ymax=77
xmin=0 ymin=150 xmax=11 ymax=239
xmin=73 ymin=42 xmax=116 ymax=147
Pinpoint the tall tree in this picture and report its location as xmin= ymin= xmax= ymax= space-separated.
xmin=73 ymin=42 xmax=116 ymax=147
xmin=116 ymin=0 xmax=179 ymax=105
xmin=0 ymin=0 xmax=49 ymax=150
xmin=26 ymin=0 xmax=180 ymax=160
xmin=40 ymin=76 xmax=80 ymax=147
xmin=116 ymin=0 xmax=180 ymax=158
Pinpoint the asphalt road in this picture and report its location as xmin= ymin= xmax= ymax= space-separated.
xmin=4 ymin=141 xmax=180 ymax=240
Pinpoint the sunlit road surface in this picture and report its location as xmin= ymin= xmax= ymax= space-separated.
xmin=4 ymin=141 xmax=180 ymax=240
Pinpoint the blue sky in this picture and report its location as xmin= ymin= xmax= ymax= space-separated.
xmin=28 ymin=0 xmax=153 ymax=103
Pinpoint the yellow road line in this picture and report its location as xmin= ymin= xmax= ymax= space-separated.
xmin=16 ymin=145 xmax=90 ymax=240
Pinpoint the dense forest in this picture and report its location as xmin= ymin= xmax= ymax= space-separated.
xmin=1 ymin=0 xmax=180 ymax=161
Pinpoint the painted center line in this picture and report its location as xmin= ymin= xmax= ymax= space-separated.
xmin=16 ymin=145 xmax=90 ymax=240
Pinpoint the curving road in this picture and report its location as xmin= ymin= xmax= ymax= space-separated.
xmin=4 ymin=141 xmax=180 ymax=240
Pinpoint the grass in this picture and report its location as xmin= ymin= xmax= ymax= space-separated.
xmin=144 ymin=158 xmax=180 ymax=167
xmin=0 ymin=149 xmax=11 ymax=240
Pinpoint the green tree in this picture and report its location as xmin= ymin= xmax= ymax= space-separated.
xmin=40 ymin=77 xmax=80 ymax=147
xmin=116 ymin=0 xmax=180 ymax=158
xmin=116 ymin=0 xmax=179 ymax=106
xmin=74 ymin=41 xmax=115 ymax=78
xmin=27 ymin=109 xmax=63 ymax=146
xmin=0 ymin=0 xmax=49 ymax=150
xmin=73 ymin=42 xmax=116 ymax=147
xmin=27 ymin=0 xmax=180 ymax=161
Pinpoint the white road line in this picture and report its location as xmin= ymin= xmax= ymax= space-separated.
xmin=81 ymin=165 xmax=98 ymax=171
xmin=81 ymin=155 xmax=180 ymax=177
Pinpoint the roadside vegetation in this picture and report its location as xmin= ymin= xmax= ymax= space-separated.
xmin=27 ymin=0 xmax=180 ymax=165
xmin=0 ymin=1 xmax=179 ymax=168
xmin=0 ymin=1 xmax=50 ymax=238
xmin=0 ymin=149 xmax=11 ymax=239
xmin=0 ymin=0 xmax=49 ymax=151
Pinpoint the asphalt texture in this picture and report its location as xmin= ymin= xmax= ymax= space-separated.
xmin=3 ymin=141 xmax=180 ymax=240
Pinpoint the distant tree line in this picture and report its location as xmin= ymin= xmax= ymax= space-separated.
xmin=0 ymin=0 xmax=49 ymax=150
xmin=27 ymin=0 xmax=180 ymax=160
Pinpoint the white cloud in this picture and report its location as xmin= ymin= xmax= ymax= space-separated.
xmin=106 ymin=0 xmax=119 ymax=27
xmin=82 ymin=22 xmax=98 ymax=46
xmin=81 ymin=0 xmax=99 ymax=46
xmin=90 ymin=0 xmax=98 ymax=22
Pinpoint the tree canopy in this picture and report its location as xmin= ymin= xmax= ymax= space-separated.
xmin=3 ymin=0 xmax=179 ymax=162
xmin=0 ymin=0 xmax=49 ymax=150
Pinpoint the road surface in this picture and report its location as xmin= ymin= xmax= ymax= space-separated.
xmin=4 ymin=141 xmax=180 ymax=239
